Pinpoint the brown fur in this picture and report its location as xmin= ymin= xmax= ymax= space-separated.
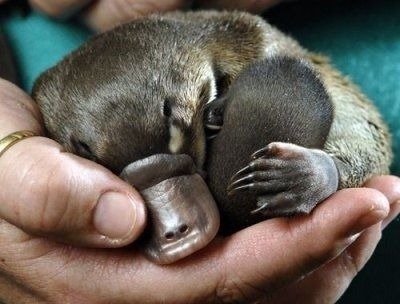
xmin=32 ymin=11 xmax=392 ymax=229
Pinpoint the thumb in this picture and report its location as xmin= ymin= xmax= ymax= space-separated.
xmin=0 ymin=136 xmax=147 ymax=247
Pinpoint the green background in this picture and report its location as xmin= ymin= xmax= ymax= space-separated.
xmin=1 ymin=0 xmax=399 ymax=302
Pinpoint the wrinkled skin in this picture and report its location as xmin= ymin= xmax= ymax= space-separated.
xmin=120 ymin=154 xmax=220 ymax=264
xmin=0 ymin=178 xmax=399 ymax=303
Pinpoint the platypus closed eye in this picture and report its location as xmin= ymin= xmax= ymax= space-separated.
xmin=71 ymin=136 xmax=94 ymax=159
xmin=163 ymin=98 xmax=172 ymax=117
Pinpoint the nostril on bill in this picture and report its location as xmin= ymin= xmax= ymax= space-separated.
xmin=164 ymin=231 xmax=175 ymax=240
xmin=164 ymin=224 xmax=190 ymax=240
xmin=122 ymin=165 xmax=220 ymax=264
xmin=179 ymin=224 xmax=189 ymax=234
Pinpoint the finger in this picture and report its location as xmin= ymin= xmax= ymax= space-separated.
xmin=364 ymin=175 xmax=400 ymax=229
xmin=92 ymin=187 xmax=388 ymax=303
xmin=0 ymin=78 xmax=44 ymax=137
xmin=203 ymin=188 xmax=389 ymax=302
xmin=383 ymin=200 xmax=400 ymax=229
xmin=0 ymin=80 xmax=147 ymax=248
xmin=0 ymin=188 xmax=389 ymax=303
xmin=83 ymin=0 xmax=189 ymax=32
xmin=263 ymin=224 xmax=382 ymax=304
xmin=28 ymin=0 xmax=92 ymax=19
xmin=102 ymin=188 xmax=388 ymax=303
xmin=194 ymin=0 xmax=282 ymax=13
xmin=0 ymin=138 xmax=147 ymax=248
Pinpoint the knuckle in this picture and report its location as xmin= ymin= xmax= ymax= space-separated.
xmin=212 ymin=258 xmax=267 ymax=303
xmin=107 ymin=0 xmax=149 ymax=21
xmin=107 ymin=0 xmax=185 ymax=20
xmin=42 ymin=166 xmax=71 ymax=233
xmin=19 ymin=154 xmax=71 ymax=235
xmin=214 ymin=275 xmax=249 ymax=303
xmin=214 ymin=272 xmax=268 ymax=303
xmin=337 ymin=248 xmax=361 ymax=280
xmin=28 ymin=0 xmax=64 ymax=17
xmin=339 ymin=228 xmax=382 ymax=279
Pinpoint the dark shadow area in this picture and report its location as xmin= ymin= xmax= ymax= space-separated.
xmin=0 ymin=28 xmax=18 ymax=84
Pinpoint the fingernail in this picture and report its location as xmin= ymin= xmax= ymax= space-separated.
xmin=349 ymin=208 xmax=388 ymax=236
xmin=94 ymin=192 xmax=138 ymax=239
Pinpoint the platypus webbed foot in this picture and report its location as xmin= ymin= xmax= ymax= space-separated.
xmin=228 ymin=142 xmax=339 ymax=217
xmin=120 ymin=154 xmax=220 ymax=264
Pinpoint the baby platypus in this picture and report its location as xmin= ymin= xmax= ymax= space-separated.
xmin=33 ymin=11 xmax=392 ymax=260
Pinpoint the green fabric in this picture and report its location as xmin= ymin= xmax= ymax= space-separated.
xmin=0 ymin=1 xmax=399 ymax=302
xmin=1 ymin=12 xmax=91 ymax=91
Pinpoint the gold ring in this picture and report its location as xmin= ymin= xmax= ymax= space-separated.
xmin=0 ymin=131 xmax=37 ymax=158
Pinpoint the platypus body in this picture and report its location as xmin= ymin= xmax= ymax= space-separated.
xmin=33 ymin=11 xmax=392 ymax=242
xmin=206 ymin=56 xmax=336 ymax=230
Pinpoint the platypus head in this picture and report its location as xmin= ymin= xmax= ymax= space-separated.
xmin=33 ymin=18 xmax=218 ymax=174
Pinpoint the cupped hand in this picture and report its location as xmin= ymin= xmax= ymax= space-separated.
xmin=0 ymin=87 xmax=398 ymax=302
xmin=24 ymin=0 xmax=282 ymax=32
xmin=1 ymin=2 xmax=398 ymax=302
xmin=0 ymin=78 xmax=147 ymax=248
xmin=263 ymin=176 xmax=400 ymax=303
xmin=1 ymin=79 xmax=399 ymax=303
xmin=0 ymin=174 xmax=398 ymax=303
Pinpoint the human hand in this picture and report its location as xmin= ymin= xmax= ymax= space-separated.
xmin=262 ymin=176 xmax=400 ymax=303
xmin=0 ymin=78 xmax=147 ymax=248
xmin=23 ymin=0 xmax=282 ymax=32
xmin=0 ymin=94 xmax=398 ymax=302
